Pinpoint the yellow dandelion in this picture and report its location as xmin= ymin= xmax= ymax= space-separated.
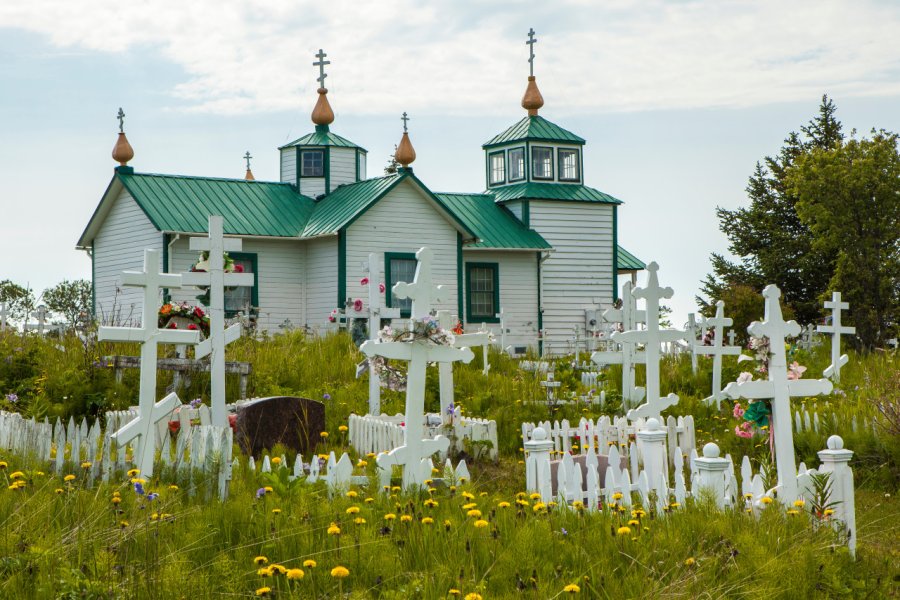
xmin=449 ymin=590 xmax=461 ymax=597
xmin=473 ymin=519 xmax=489 ymax=528
xmin=684 ymin=557 xmax=696 ymax=566
xmin=112 ymin=496 xmax=122 ymax=504
xmin=462 ymin=502 xmax=477 ymax=510
xmin=357 ymin=460 xmax=368 ymax=467
xmin=346 ymin=490 xmax=358 ymax=498
xmin=787 ymin=509 xmax=800 ymax=516
xmin=169 ymin=484 xmax=179 ymax=491
xmin=572 ymin=501 xmax=584 ymax=510
xmin=628 ymin=519 xmax=639 ymax=526
xmin=63 ymin=474 xmax=76 ymax=482
xmin=529 ymin=492 xmax=541 ymax=501
xmin=270 ymin=564 xmax=287 ymax=575
xmin=264 ymin=486 xmax=273 ymax=493
xmin=338 ymin=425 xmax=348 ymax=432
xmin=612 ymin=492 xmax=623 ymax=500
xmin=257 ymin=567 xmax=273 ymax=577
xmin=346 ymin=506 xmax=360 ymax=515
xmin=760 ymin=496 xmax=773 ymax=505
xmin=272 ymin=508 xmax=282 ymax=515
xmin=424 ymin=498 xmax=438 ymax=508
xmin=119 ymin=520 xmax=129 ymax=528
xmin=255 ymin=586 xmax=272 ymax=596
xmin=330 ymin=565 xmax=350 ymax=578
xmin=0 ymin=461 xmax=6 ymax=469
xmin=320 ymin=431 xmax=329 ymax=438
xmin=303 ymin=559 xmax=317 ymax=568
xmin=354 ymin=517 xmax=366 ymax=525
xmin=127 ymin=468 xmax=140 ymax=477
xmin=422 ymin=517 xmax=434 ymax=525
xmin=617 ymin=526 xmax=631 ymax=536
xmin=384 ymin=513 xmax=396 ymax=521
xmin=81 ymin=461 xmax=92 ymax=469
xmin=327 ymin=523 xmax=341 ymax=535
xmin=793 ymin=499 xmax=806 ymax=508
xmin=364 ymin=497 xmax=374 ymax=503
xmin=400 ymin=515 xmax=413 ymax=523
xmin=824 ymin=508 xmax=835 ymax=516
xmin=271 ymin=457 xmax=282 ymax=465
xmin=254 ymin=556 xmax=268 ymax=565
xmin=462 ymin=491 xmax=475 ymax=500
xmin=464 ymin=593 xmax=482 ymax=600
xmin=498 ymin=501 xmax=511 ymax=509
xmin=533 ymin=502 xmax=547 ymax=512
xmin=466 ymin=509 xmax=482 ymax=519
xmin=286 ymin=568 xmax=304 ymax=580
xmin=54 ymin=488 xmax=64 ymax=494
xmin=563 ymin=583 xmax=581 ymax=593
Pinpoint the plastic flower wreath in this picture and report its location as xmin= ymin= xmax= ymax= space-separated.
xmin=158 ymin=301 xmax=211 ymax=337
xmin=368 ymin=316 xmax=457 ymax=392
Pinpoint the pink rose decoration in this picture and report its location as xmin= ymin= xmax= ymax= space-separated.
xmin=787 ymin=361 xmax=807 ymax=381
xmin=733 ymin=403 xmax=745 ymax=418
xmin=353 ymin=299 xmax=363 ymax=312
xmin=234 ymin=264 xmax=244 ymax=273
xmin=378 ymin=283 xmax=386 ymax=293
xmin=734 ymin=422 xmax=753 ymax=438
xmin=360 ymin=277 xmax=369 ymax=286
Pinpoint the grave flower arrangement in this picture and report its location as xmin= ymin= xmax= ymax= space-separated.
xmin=158 ymin=301 xmax=210 ymax=338
xmin=192 ymin=251 xmax=243 ymax=305
xmin=369 ymin=315 xmax=456 ymax=392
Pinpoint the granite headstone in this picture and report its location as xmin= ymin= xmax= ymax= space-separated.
xmin=235 ymin=396 xmax=325 ymax=457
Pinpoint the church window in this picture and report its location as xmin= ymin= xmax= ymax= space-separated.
xmin=489 ymin=151 xmax=506 ymax=185
xmin=508 ymin=147 xmax=525 ymax=181
xmin=558 ymin=149 xmax=580 ymax=182
xmin=301 ymin=150 xmax=325 ymax=177
xmin=384 ymin=252 xmax=417 ymax=317
xmin=532 ymin=146 xmax=553 ymax=180
xmin=224 ymin=252 xmax=258 ymax=317
xmin=465 ymin=262 xmax=500 ymax=323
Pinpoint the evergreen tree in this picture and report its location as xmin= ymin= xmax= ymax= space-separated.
xmin=384 ymin=145 xmax=400 ymax=175
xmin=698 ymin=96 xmax=843 ymax=327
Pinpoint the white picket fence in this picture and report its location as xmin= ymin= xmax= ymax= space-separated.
xmin=521 ymin=414 xmax=696 ymax=468
xmin=525 ymin=420 xmax=857 ymax=557
xmin=349 ymin=409 xmax=499 ymax=462
xmin=793 ymin=403 xmax=875 ymax=435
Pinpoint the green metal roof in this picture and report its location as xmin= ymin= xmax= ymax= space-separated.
xmin=301 ymin=174 xmax=402 ymax=237
xmin=487 ymin=182 xmax=623 ymax=204
xmin=433 ymin=193 xmax=551 ymax=250
xmin=617 ymin=245 xmax=646 ymax=271
xmin=279 ymin=125 xmax=365 ymax=151
xmin=483 ymin=115 xmax=585 ymax=149
xmin=118 ymin=172 xmax=315 ymax=237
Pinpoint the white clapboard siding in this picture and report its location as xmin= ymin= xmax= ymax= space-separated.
xmin=504 ymin=200 xmax=523 ymax=221
xmin=344 ymin=179 xmax=460 ymax=316
xmin=280 ymin=147 xmax=297 ymax=185
xmin=93 ymin=189 xmax=162 ymax=325
xmin=358 ymin=152 xmax=367 ymax=180
xmin=305 ymin=235 xmax=339 ymax=331
xmin=330 ymin=148 xmax=357 ymax=191
xmin=299 ymin=176 xmax=326 ymax=199
xmin=529 ymin=201 xmax=614 ymax=354
xmin=462 ymin=250 xmax=538 ymax=351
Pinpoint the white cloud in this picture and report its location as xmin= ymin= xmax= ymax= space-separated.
xmin=1 ymin=0 xmax=898 ymax=116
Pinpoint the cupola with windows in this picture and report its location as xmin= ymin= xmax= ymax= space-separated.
xmin=278 ymin=49 xmax=367 ymax=199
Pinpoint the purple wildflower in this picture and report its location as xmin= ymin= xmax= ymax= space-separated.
xmin=190 ymin=398 xmax=203 ymax=409
xmin=256 ymin=487 xmax=267 ymax=499
xmin=323 ymin=393 xmax=331 ymax=400
xmin=134 ymin=482 xmax=145 ymax=495
xmin=147 ymin=492 xmax=159 ymax=501
xmin=561 ymin=528 xmax=568 ymax=536
xmin=5 ymin=393 xmax=18 ymax=403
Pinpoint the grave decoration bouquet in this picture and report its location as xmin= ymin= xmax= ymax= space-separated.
xmin=369 ymin=315 xmax=457 ymax=392
xmin=158 ymin=301 xmax=211 ymax=338
xmin=192 ymin=251 xmax=243 ymax=305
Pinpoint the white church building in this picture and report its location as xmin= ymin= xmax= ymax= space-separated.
xmin=77 ymin=43 xmax=644 ymax=355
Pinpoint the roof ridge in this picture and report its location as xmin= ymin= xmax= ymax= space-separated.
xmin=434 ymin=191 xmax=493 ymax=198
xmin=122 ymin=171 xmax=292 ymax=186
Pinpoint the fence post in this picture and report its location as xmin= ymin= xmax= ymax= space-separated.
xmin=695 ymin=442 xmax=729 ymax=508
xmin=636 ymin=417 xmax=667 ymax=504
xmin=817 ymin=435 xmax=856 ymax=558
xmin=525 ymin=426 xmax=554 ymax=503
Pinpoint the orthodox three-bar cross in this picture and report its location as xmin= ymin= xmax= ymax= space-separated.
xmin=817 ymin=292 xmax=855 ymax=384
xmin=117 ymin=107 xmax=125 ymax=133
xmin=401 ymin=112 xmax=410 ymax=133
xmin=181 ymin=216 xmax=255 ymax=428
xmin=360 ymin=247 xmax=473 ymax=488
xmin=313 ymin=49 xmax=330 ymax=88
xmin=243 ymin=151 xmax=252 ymax=172
xmin=526 ymin=28 xmax=537 ymax=76
xmin=695 ymin=300 xmax=741 ymax=409
xmin=723 ymin=285 xmax=833 ymax=504
xmin=611 ymin=262 xmax=685 ymax=420
xmin=591 ymin=280 xmax=646 ymax=407
xmin=98 ymin=249 xmax=200 ymax=477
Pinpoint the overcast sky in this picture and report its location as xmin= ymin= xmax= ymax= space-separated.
xmin=1 ymin=0 xmax=898 ymax=325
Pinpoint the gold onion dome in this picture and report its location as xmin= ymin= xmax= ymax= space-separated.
xmin=311 ymin=88 xmax=335 ymax=126
xmin=245 ymin=168 xmax=255 ymax=181
xmin=521 ymin=76 xmax=544 ymax=116
xmin=395 ymin=132 xmax=416 ymax=167
xmin=112 ymin=107 xmax=134 ymax=166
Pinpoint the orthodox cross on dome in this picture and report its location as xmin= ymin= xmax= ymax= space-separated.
xmin=98 ymin=249 xmax=201 ymax=477
xmin=526 ymin=28 xmax=537 ymax=76
xmin=695 ymin=300 xmax=741 ymax=409
xmin=181 ymin=216 xmax=255 ymax=428
xmin=817 ymin=292 xmax=855 ymax=383
xmin=313 ymin=48 xmax=330 ymax=88
xmin=117 ymin=107 xmax=125 ymax=133
xmin=723 ymin=285 xmax=833 ymax=504
xmin=243 ymin=151 xmax=252 ymax=171
xmin=611 ymin=262 xmax=685 ymax=420
xmin=401 ymin=112 xmax=410 ymax=133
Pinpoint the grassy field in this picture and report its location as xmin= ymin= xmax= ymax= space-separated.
xmin=1 ymin=331 xmax=898 ymax=598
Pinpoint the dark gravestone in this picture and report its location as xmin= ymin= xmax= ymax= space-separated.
xmin=235 ymin=396 xmax=325 ymax=457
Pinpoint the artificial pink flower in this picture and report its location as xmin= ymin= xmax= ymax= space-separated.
xmin=353 ymin=299 xmax=364 ymax=312
xmin=737 ymin=372 xmax=754 ymax=384
xmin=787 ymin=361 xmax=807 ymax=381
xmin=734 ymin=422 xmax=753 ymax=439
xmin=328 ymin=315 xmax=336 ymax=323
xmin=733 ymin=403 xmax=745 ymax=418
xmin=167 ymin=322 xmax=178 ymax=329
xmin=233 ymin=264 xmax=244 ymax=273
xmin=378 ymin=283 xmax=386 ymax=293
xmin=360 ymin=277 xmax=369 ymax=286
xmin=187 ymin=324 xmax=199 ymax=330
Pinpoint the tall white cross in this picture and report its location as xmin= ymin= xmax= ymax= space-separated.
xmin=695 ymin=301 xmax=741 ymax=409
xmin=26 ymin=305 xmax=51 ymax=335
xmin=817 ymin=292 xmax=855 ymax=383
xmin=0 ymin=302 xmax=8 ymax=331
xmin=686 ymin=313 xmax=700 ymax=374
xmin=98 ymin=249 xmax=200 ymax=477
xmin=723 ymin=285 xmax=833 ymax=504
xmin=181 ymin=216 xmax=255 ymax=428
xmin=611 ymin=263 xmax=684 ymax=420
xmin=360 ymin=247 xmax=473 ymax=488
xmin=362 ymin=252 xmax=401 ymax=415
xmin=591 ymin=281 xmax=646 ymax=407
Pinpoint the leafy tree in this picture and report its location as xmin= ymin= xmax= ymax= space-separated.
xmin=42 ymin=279 xmax=93 ymax=329
xmin=699 ymin=96 xmax=843 ymax=325
xmin=0 ymin=280 xmax=36 ymax=322
xmin=788 ymin=130 xmax=900 ymax=348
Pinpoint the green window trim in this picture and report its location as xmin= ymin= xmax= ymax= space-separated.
xmin=384 ymin=251 xmax=417 ymax=318
xmin=612 ymin=206 xmax=619 ymax=302
xmin=337 ymin=229 xmax=346 ymax=309
xmin=508 ymin=146 xmax=526 ymax=182
xmin=465 ymin=262 xmax=500 ymax=323
xmin=224 ymin=251 xmax=259 ymax=318
xmin=299 ymin=149 xmax=325 ymax=178
xmin=531 ymin=145 xmax=554 ymax=181
xmin=488 ymin=150 xmax=506 ymax=187
xmin=456 ymin=233 xmax=464 ymax=319
xmin=557 ymin=148 xmax=581 ymax=183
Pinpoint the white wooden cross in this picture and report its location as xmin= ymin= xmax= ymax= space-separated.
xmin=728 ymin=329 xmax=736 ymax=347
xmin=695 ymin=301 xmax=741 ymax=409
xmin=436 ymin=310 xmax=491 ymax=423
xmin=111 ymin=392 xmax=182 ymax=476
xmin=454 ymin=322 xmax=492 ymax=377
xmin=98 ymin=249 xmax=200 ymax=477
xmin=686 ymin=313 xmax=700 ymax=374
xmin=181 ymin=216 xmax=255 ymax=428
xmin=360 ymin=253 xmax=402 ymax=415
xmin=611 ymin=262 xmax=684 ymax=420
xmin=799 ymin=323 xmax=818 ymax=352
xmin=723 ymin=285 xmax=833 ymax=504
xmin=360 ymin=247 xmax=474 ymax=488
xmin=591 ymin=281 xmax=646 ymax=407
xmin=816 ymin=292 xmax=855 ymax=384
xmin=25 ymin=305 xmax=51 ymax=335
xmin=0 ymin=302 xmax=8 ymax=331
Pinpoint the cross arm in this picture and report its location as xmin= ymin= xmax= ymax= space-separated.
xmin=424 ymin=345 xmax=474 ymax=364
xmin=749 ymin=319 xmax=801 ymax=340
xmin=155 ymin=329 xmax=202 ymax=345
xmin=787 ymin=378 xmax=834 ymax=397
xmin=693 ymin=344 xmax=742 ymax=356
xmin=111 ymin=392 xmax=181 ymax=446
xmin=195 ymin=323 xmax=242 ymax=359
xmin=722 ymin=380 xmax=774 ymax=400
xmin=453 ymin=332 xmax=491 ymax=348
xmin=360 ymin=340 xmax=413 ymax=361
xmin=189 ymin=237 xmax=244 ymax=253
xmin=99 ymin=326 xmax=150 ymax=343
xmin=122 ymin=271 xmax=184 ymax=289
